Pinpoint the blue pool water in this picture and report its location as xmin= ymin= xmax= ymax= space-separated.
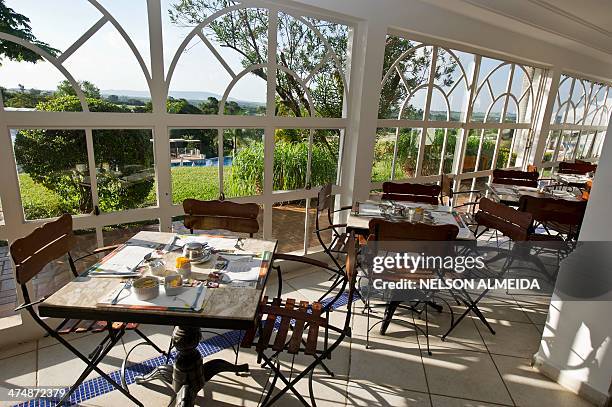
xmin=171 ymin=156 xmax=233 ymax=167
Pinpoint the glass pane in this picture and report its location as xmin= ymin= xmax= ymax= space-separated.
xmin=103 ymin=220 xmax=160 ymax=247
xmin=495 ymin=129 xmax=514 ymax=169
xmin=371 ymin=128 xmax=395 ymax=182
xmin=165 ymin=6 xmax=268 ymax=115
xmin=12 ymin=128 xmax=92 ymax=220
xmin=421 ymin=128 xmax=457 ymax=176
xmin=542 ymin=130 xmax=560 ymax=163
xmin=274 ymin=129 xmax=308 ymax=191
xmin=431 ymin=48 xmax=473 ymax=122
xmin=394 ymin=128 xmax=421 ymax=180
xmin=557 ymin=130 xmax=579 ymax=162
xmin=223 ymin=129 xmax=264 ymax=198
xmin=576 ymin=131 xmax=594 ymax=159
xmin=274 ymin=129 xmax=341 ymax=192
xmin=93 ymin=129 xmax=156 ymax=212
xmin=462 ymin=129 xmax=497 ymax=173
xmin=170 ymin=129 xmax=220 ymax=204
xmin=273 ymin=200 xmax=306 ymax=254
xmin=277 ymin=14 xmax=348 ymax=118
xmin=592 ymin=131 xmax=605 ymax=158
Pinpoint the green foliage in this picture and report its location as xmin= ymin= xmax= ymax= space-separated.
xmin=1 ymin=84 xmax=52 ymax=107
xmin=171 ymin=166 xmax=227 ymax=204
xmin=56 ymin=79 xmax=101 ymax=99
xmin=226 ymin=139 xmax=338 ymax=196
xmin=14 ymin=95 xmax=155 ymax=216
xmin=0 ymin=0 xmax=58 ymax=63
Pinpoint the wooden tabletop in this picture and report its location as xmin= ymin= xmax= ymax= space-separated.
xmin=486 ymin=183 xmax=581 ymax=205
xmin=346 ymin=202 xmax=475 ymax=241
xmin=38 ymin=231 xmax=277 ymax=330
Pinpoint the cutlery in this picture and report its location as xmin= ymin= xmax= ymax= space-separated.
xmin=111 ymin=281 xmax=133 ymax=305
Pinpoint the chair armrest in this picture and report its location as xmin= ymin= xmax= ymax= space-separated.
xmin=332 ymin=205 xmax=353 ymax=213
xmin=452 ymin=190 xmax=481 ymax=195
xmin=73 ymin=244 xmax=122 ymax=263
xmin=14 ymin=297 xmax=47 ymax=312
xmin=317 ymin=224 xmax=347 ymax=232
xmin=92 ymin=244 xmax=122 ymax=254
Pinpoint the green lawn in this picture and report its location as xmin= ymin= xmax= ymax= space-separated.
xmin=18 ymin=166 xmax=229 ymax=219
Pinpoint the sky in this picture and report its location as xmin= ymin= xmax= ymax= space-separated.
xmin=0 ymin=0 xmax=554 ymax=114
xmin=0 ymin=0 xmax=266 ymax=103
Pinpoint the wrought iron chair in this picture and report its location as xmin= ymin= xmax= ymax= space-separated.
xmin=10 ymin=214 xmax=166 ymax=406
xmin=183 ymin=198 xmax=260 ymax=237
xmin=491 ymin=169 xmax=539 ymax=188
xmin=241 ymin=232 xmax=358 ymax=407
xmin=382 ymin=181 xmax=441 ymax=205
xmin=518 ymin=195 xmax=587 ymax=242
xmin=440 ymin=173 xmax=481 ymax=226
xmin=363 ymin=219 xmax=459 ymax=354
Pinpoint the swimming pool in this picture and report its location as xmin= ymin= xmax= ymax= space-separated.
xmin=171 ymin=156 xmax=233 ymax=167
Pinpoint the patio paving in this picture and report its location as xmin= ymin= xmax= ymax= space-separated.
xmin=0 ymin=266 xmax=593 ymax=407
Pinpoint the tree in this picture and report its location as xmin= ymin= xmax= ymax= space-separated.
xmin=56 ymin=79 xmax=101 ymax=99
xmin=14 ymin=94 xmax=155 ymax=213
xmin=0 ymin=0 xmax=58 ymax=63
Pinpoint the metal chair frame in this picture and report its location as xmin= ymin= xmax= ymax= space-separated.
xmin=10 ymin=214 xmax=165 ymax=407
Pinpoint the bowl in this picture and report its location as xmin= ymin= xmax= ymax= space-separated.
xmin=133 ymin=276 xmax=159 ymax=301
xmin=164 ymin=274 xmax=183 ymax=296
xmin=147 ymin=259 xmax=167 ymax=277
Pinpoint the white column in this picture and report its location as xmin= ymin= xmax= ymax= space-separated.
xmin=533 ymin=115 xmax=612 ymax=406
xmin=338 ymin=22 xmax=388 ymax=208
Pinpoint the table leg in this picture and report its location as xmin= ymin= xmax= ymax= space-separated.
xmin=135 ymin=325 xmax=249 ymax=407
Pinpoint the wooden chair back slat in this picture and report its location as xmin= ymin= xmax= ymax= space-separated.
xmin=382 ymin=182 xmax=441 ymax=205
xmin=287 ymin=301 xmax=309 ymax=354
xmin=257 ymin=298 xmax=281 ymax=353
xmin=305 ymin=302 xmax=323 ymax=355
xmin=475 ymin=197 xmax=532 ymax=241
xmin=183 ymin=199 xmax=260 ymax=235
xmin=558 ymin=162 xmax=597 ymax=175
xmin=10 ymin=214 xmax=76 ymax=285
xmin=492 ymin=169 xmax=539 ymax=188
xmin=518 ymin=195 xmax=587 ymax=227
xmin=272 ymin=298 xmax=295 ymax=351
xmin=368 ymin=219 xmax=459 ymax=242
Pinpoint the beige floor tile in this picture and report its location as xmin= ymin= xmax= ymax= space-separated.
xmin=345 ymin=381 xmax=431 ymax=406
xmin=0 ymin=339 xmax=36 ymax=360
xmin=430 ymin=394 xmax=511 ymax=406
xmin=349 ymin=335 xmax=428 ymax=393
xmin=476 ymin=320 xmax=542 ymax=359
xmin=492 ymin=354 xmax=595 ymax=407
xmin=415 ymin=311 xmax=487 ymax=353
xmin=0 ymin=351 xmax=38 ymax=407
xmin=422 ymin=350 xmax=513 ymax=405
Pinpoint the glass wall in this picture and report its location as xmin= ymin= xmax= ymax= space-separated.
xmin=542 ymin=74 xmax=611 ymax=167
xmin=375 ymin=34 xmax=545 ymax=194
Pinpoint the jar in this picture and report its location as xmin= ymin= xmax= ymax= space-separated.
xmin=175 ymin=256 xmax=192 ymax=278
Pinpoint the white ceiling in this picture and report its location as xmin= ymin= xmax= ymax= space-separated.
xmin=423 ymin=0 xmax=612 ymax=61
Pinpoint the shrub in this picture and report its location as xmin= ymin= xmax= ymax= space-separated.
xmin=14 ymin=96 xmax=155 ymax=217
xmin=228 ymin=140 xmax=338 ymax=195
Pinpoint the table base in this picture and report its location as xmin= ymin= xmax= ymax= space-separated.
xmin=135 ymin=325 xmax=249 ymax=407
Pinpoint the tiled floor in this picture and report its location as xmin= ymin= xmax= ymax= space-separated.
xmin=0 ymin=267 xmax=594 ymax=407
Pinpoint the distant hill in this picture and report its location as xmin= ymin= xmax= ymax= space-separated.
xmin=101 ymin=89 xmax=265 ymax=107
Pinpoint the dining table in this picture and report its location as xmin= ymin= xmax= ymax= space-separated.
xmin=346 ymin=200 xmax=475 ymax=241
xmin=486 ymin=182 xmax=582 ymax=206
xmin=38 ymin=230 xmax=277 ymax=407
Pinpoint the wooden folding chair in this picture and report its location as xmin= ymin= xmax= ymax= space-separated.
xmin=558 ymin=161 xmax=597 ymax=175
xmin=241 ymin=232 xmax=358 ymax=407
xmin=491 ymin=169 xmax=539 ymax=188
xmin=10 ymin=214 xmax=165 ymax=406
xmin=183 ymin=198 xmax=260 ymax=236
xmin=440 ymin=173 xmax=481 ymax=225
xmin=382 ymin=181 xmax=441 ymax=205
xmin=364 ymin=219 xmax=459 ymax=354
xmin=518 ymin=195 xmax=587 ymax=242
